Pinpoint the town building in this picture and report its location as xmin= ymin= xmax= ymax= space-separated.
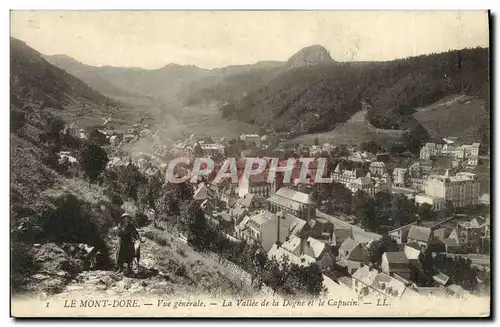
xmin=414 ymin=194 xmax=445 ymax=211
xmin=240 ymin=134 xmax=261 ymax=148
xmin=369 ymin=162 xmax=386 ymax=176
xmin=420 ymin=143 xmax=443 ymax=160
xmin=381 ymin=252 xmax=411 ymax=280
xmin=335 ymin=237 xmax=369 ymax=275
xmin=407 ymin=225 xmax=433 ymax=251
xmin=393 ymin=168 xmax=409 ymax=187
xmin=410 ymin=178 xmax=425 ymax=191
xmin=267 ymin=187 xmax=316 ymax=222
xmin=456 ymin=221 xmax=482 ymax=252
xmin=349 ymin=176 xmax=377 ymax=197
xmin=200 ymin=143 xmax=225 ymax=156
xmin=238 ymin=173 xmax=272 ymax=198
xmin=331 ymin=164 xmax=365 ymax=186
xmin=479 ymin=193 xmax=490 ymax=206
xmin=419 ymin=139 xmax=479 ymax=166
xmin=404 ymin=243 xmax=421 ymax=260
xmin=388 ymin=223 xmax=417 ymax=244
xmin=350 ymin=265 xmax=414 ymax=300
xmin=237 ymin=210 xmax=306 ymax=252
xmin=408 ymin=162 xmax=423 ymax=179
xmin=416 ymin=170 xmax=480 ymax=209
xmin=268 ymin=235 xmax=335 ymax=269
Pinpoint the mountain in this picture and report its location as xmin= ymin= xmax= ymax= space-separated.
xmin=46 ymin=54 xmax=286 ymax=104
xmin=44 ymin=44 xmax=335 ymax=107
xmin=221 ymin=47 xmax=489 ymax=137
xmin=286 ymin=45 xmax=333 ymax=68
xmin=11 ymin=38 xmax=118 ymax=111
xmin=181 ymin=46 xmax=336 ymax=106
xmin=44 ymin=54 xmax=148 ymax=99
xmin=45 ymin=55 xmax=213 ymax=101
xmin=10 ymin=37 xmax=122 ymax=204
xmin=179 ymin=65 xmax=284 ymax=106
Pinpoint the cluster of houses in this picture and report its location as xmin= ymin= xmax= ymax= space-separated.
xmin=189 ymin=173 xmax=486 ymax=300
xmin=331 ymin=162 xmax=390 ymax=197
xmin=388 ymin=214 xmax=490 ymax=255
xmin=87 ymin=121 xmax=490 ymax=300
xmin=419 ymin=137 xmax=480 ymax=166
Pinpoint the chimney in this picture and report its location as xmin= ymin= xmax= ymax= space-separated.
xmin=300 ymin=237 xmax=306 ymax=255
xmin=277 ymin=211 xmax=284 ymax=243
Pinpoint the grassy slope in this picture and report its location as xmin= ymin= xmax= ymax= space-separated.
xmin=412 ymin=95 xmax=489 ymax=144
xmin=285 ymin=109 xmax=405 ymax=146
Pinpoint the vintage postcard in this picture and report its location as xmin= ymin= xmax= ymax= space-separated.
xmin=10 ymin=10 xmax=490 ymax=318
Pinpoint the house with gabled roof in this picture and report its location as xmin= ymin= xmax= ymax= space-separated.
xmin=404 ymin=242 xmax=421 ymax=260
xmin=381 ymin=252 xmax=411 ymax=279
xmin=267 ymin=235 xmax=335 ymax=269
xmin=335 ymin=236 xmax=369 ymax=275
xmin=388 ymin=223 xmax=417 ymax=244
xmin=407 ymin=225 xmax=433 ymax=251
xmin=193 ymin=183 xmax=209 ymax=202
xmin=350 ymin=265 xmax=414 ymax=300
xmin=238 ymin=210 xmax=307 ymax=252
xmin=369 ymin=161 xmax=386 ymax=176
xmin=338 ymin=237 xmax=368 ymax=262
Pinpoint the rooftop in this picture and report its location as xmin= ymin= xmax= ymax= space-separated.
xmin=408 ymin=225 xmax=432 ymax=243
xmin=274 ymin=187 xmax=315 ymax=205
xmin=384 ymin=251 xmax=410 ymax=265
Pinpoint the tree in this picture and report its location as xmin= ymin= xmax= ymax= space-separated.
xmin=391 ymin=194 xmax=417 ymax=227
xmin=444 ymin=200 xmax=455 ymax=217
xmin=388 ymin=142 xmax=406 ymax=156
xmin=329 ymin=182 xmax=352 ymax=213
xmin=137 ymin=175 xmax=164 ymax=226
xmin=361 ymin=141 xmax=380 ymax=154
xmin=418 ymin=203 xmax=436 ymax=221
xmin=179 ymin=200 xmax=206 ymax=249
xmin=368 ymin=235 xmax=398 ymax=266
xmin=116 ymin=165 xmax=147 ymax=201
xmin=78 ymin=143 xmax=109 ymax=182
xmin=88 ymin=128 xmax=108 ymax=147
xmin=402 ymin=123 xmax=431 ymax=154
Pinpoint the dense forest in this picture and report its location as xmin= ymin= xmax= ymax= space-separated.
xmin=218 ymin=47 xmax=489 ymax=135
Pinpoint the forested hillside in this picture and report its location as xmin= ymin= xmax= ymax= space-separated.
xmin=366 ymin=48 xmax=489 ymax=129
xmin=220 ymin=47 xmax=489 ymax=135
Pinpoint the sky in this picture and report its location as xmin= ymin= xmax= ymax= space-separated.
xmin=10 ymin=11 xmax=489 ymax=69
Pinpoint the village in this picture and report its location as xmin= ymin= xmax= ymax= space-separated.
xmin=56 ymin=114 xmax=491 ymax=302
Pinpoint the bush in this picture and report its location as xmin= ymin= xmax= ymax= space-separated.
xmin=154 ymin=235 xmax=169 ymax=247
xmin=175 ymin=263 xmax=187 ymax=277
xmin=78 ymin=143 xmax=109 ymax=182
xmin=176 ymin=247 xmax=187 ymax=258
xmin=11 ymin=109 xmax=26 ymax=133
xmin=135 ymin=213 xmax=149 ymax=227
xmin=143 ymin=231 xmax=155 ymax=241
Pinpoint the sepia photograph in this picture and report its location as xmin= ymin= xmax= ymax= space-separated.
xmin=9 ymin=10 xmax=491 ymax=318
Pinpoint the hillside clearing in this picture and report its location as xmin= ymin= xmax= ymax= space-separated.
xmin=285 ymin=109 xmax=405 ymax=146
xmin=413 ymin=95 xmax=489 ymax=145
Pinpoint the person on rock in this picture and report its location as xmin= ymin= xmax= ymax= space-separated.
xmin=115 ymin=213 xmax=140 ymax=274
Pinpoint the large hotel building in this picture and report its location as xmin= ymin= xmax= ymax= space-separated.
xmin=415 ymin=171 xmax=480 ymax=210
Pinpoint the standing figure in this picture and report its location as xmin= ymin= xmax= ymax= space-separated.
xmin=115 ymin=213 xmax=140 ymax=274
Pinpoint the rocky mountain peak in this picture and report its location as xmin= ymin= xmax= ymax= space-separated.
xmin=287 ymin=45 xmax=333 ymax=68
